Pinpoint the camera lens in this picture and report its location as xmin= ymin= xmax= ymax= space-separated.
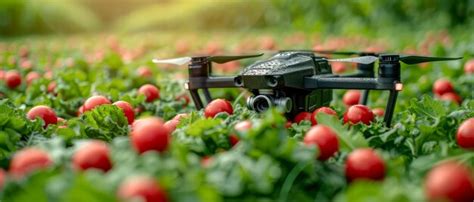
xmin=250 ymin=95 xmax=273 ymax=112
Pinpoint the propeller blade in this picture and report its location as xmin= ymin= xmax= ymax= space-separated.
xmin=314 ymin=50 xmax=362 ymax=55
xmin=328 ymin=56 xmax=379 ymax=64
xmin=152 ymin=57 xmax=192 ymax=65
xmin=399 ymin=55 xmax=462 ymax=64
xmin=208 ymin=53 xmax=264 ymax=64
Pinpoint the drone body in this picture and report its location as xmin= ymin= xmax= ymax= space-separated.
xmin=153 ymin=51 xmax=461 ymax=127
xmin=238 ymin=51 xmax=332 ymax=116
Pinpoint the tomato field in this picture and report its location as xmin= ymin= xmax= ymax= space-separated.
xmin=0 ymin=31 xmax=472 ymax=202
xmin=1 ymin=1 xmax=474 ymax=202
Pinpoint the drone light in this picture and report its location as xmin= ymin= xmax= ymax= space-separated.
xmin=395 ymin=83 xmax=403 ymax=91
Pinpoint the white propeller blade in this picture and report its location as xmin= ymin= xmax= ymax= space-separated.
xmin=328 ymin=56 xmax=378 ymax=64
xmin=152 ymin=57 xmax=192 ymax=65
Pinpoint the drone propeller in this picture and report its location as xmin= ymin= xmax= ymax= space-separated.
xmin=327 ymin=56 xmax=379 ymax=64
xmin=398 ymin=55 xmax=462 ymax=64
xmin=314 ymin=50 xmax=379 ymax=56
xmin=152 ymin=53 xmax=263 ymax=65
xmin=326 ymin=55 xmax=462 ymax=65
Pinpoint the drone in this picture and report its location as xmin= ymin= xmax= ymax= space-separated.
xmin=152 ymin=50 xmax=461 ymax=127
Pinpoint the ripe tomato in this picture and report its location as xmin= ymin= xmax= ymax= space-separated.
xmin=345 ymin=148 xmax=385 ymax=182
xmin=344 ymin=105 xmax=374 ymax=125
xmin=137 ymin=66 xmax=152 ymax=77
xmin=0 ymin=70 xmax=5 ymax=80
xmin=304 ymin=125 xmax=339 ymax=160
xmin=311 ymin=107 xmax=337 ymax=125
xmin=433 ymin=78 xmax=454 ymax=96
xmin=138 ymin=84 xmax=160 ymax=102
xmin=0 ymin=169 xmax=5 ymax=189
xmin=229 ymin=135 xmax=239 ymax=147
xmin=27 ymin=105 xmax=58 ymax=127
xmin=10 ymin=148 xmax=52 ymax=178
xmin=204 ymin=99 xmax=233 ymax=118
xmin=294 ymin=112 xmax=312 ymax=123
xmin=117 ymin=176 xmax=168 ymax=202
xmin=372 ymin=108 xmax=385 ymax=117
xmin=73 ymin=140 xmax=112 ymax=172
xmin=83 ymin=95 xmax=111 ymax=112
xmin=260 ymin=36 xmax=276 ymax=50
xmin=113 ymin=101 xmax=135 ymax=124
xmin=465 ymin=59 xmax=474 ymax=74
xmin=440 ymin=92 xmax=462 ymax=104
xmin=5 ymin=70 xmax=22 ymax=89
xmin=457 ymin=118 xmax=474 ymax=149
xmin=77 ymin=105 xmax=85 ymax=116
xmin=424 ymin=161 xmax=474 ymax=202
xmin=164 ymin=119 xmax=179 ymax=133
xmin=175 ymin=93 xmax=190 ymax=106
xmin=331 ymin=62 xmax=346 ymax=73
xmin=343 ymin=90 xmax=361 ymax=107
xmin=234 ymin=120 xmax=252 ymax=132
xmin=131 ymin=117 xmax=170 ymax=154
xmin=201 ymin=156 xmax=213 ymax=167
xmin=47 ymin=81 xmax=56 ymax=94
xmin=25 ymin=71 xmax=40 ymax=85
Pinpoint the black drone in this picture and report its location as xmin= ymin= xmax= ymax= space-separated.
xmin=153 ymin=50 xmax=461 ymax=127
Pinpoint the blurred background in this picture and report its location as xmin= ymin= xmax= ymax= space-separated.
xmin=0 ymin=0 xmax=473 ymax=37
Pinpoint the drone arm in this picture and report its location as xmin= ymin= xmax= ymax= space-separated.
xmin=187 ymin=76 xmax=237 ymax=89
xmin=304 ymin=76 xmax=395 ymax=90
xmin=186 ymin=76 xmax=238 ymax=109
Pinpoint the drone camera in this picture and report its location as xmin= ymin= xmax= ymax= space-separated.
xmin=247 ymin=94 xmax=293 ymax=113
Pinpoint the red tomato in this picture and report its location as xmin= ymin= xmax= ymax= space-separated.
xmin=433 ymin=78 xmax=454 ymax=96
xmin=294 ymin=112 xmax=312 ymax=123
xmin=201 ymin=156 xmax=213 ymax=167
xmin=175 ymin=93 xmax=190 ymax=106
xmin=465 ymin=59 xmax=474 ymax=74
xmin=372 ymin=108 xmax=385 ymax=117
xmin=131 ymin=117 xmax=170 ymax=154
xmin=10 ymin=148 xmax=52 ymax=178
xmin=440 ymin=92 xmax=462 ymax=104
xmin=47 ymin=81 xmax=56 ymax=94
xmin=343 ymin=90 xmax=361 ymax=107
xmin=0 ymin=169 xmax=5 ymax=189
xmin=204 ymin=99 xmax=233 ymax=118
xmin=164 ymin=119 xmax=179 ymax=133
xmin=457 ymin=118 xmax=474 ymax=149
xmin=5 ymin=70 xmax=22 ymax=89
xmin=0 ymin=70 xmax=5 ymax=80
xmin=424 ymin=161 xmax=474 ymax=202
xmin=117 ymin=176 xmax=168 ymax=202
xmin=260 ymin=36 xmax=276 ymax=50
xmin=311 ymin=107 xmax=337 ymax=125
xmin=172 ymin=113 xmax=188 ymax=121
xmin=285 ymin=121 xmax=292 ymax=128
xmin=304 ymin=125 xmax=339 ymax=160
xmin=234 ymin=120 xmax=252 ymax=132
xmin=229 ymin=135 xmax=239 ymax=147
xmin=77 ymin=105 xmax=85 ymax=116
xmin=345 ymin=148 xmax=385 ymax=182
xmin=25 ymin=71 xmax=40 ymax=85
xmin=137 ymin=66 xmax=152 ymax=77
xmin=27 ymin=105 xmax=58 ymax=127
xmin=331 ymin=62 xmax=346 ymax=73
xmin=83 ymin=95 xmax=111 ymax=112
xmin=344 ymin=105 xmax=374 ymax=125
xmin=73 ymin=140 xmax=112 ymax=172
xmin=113 ymin=101 xmax=135 ymax=124
xmin=138 ymin=84 xmax=160 ymax=102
